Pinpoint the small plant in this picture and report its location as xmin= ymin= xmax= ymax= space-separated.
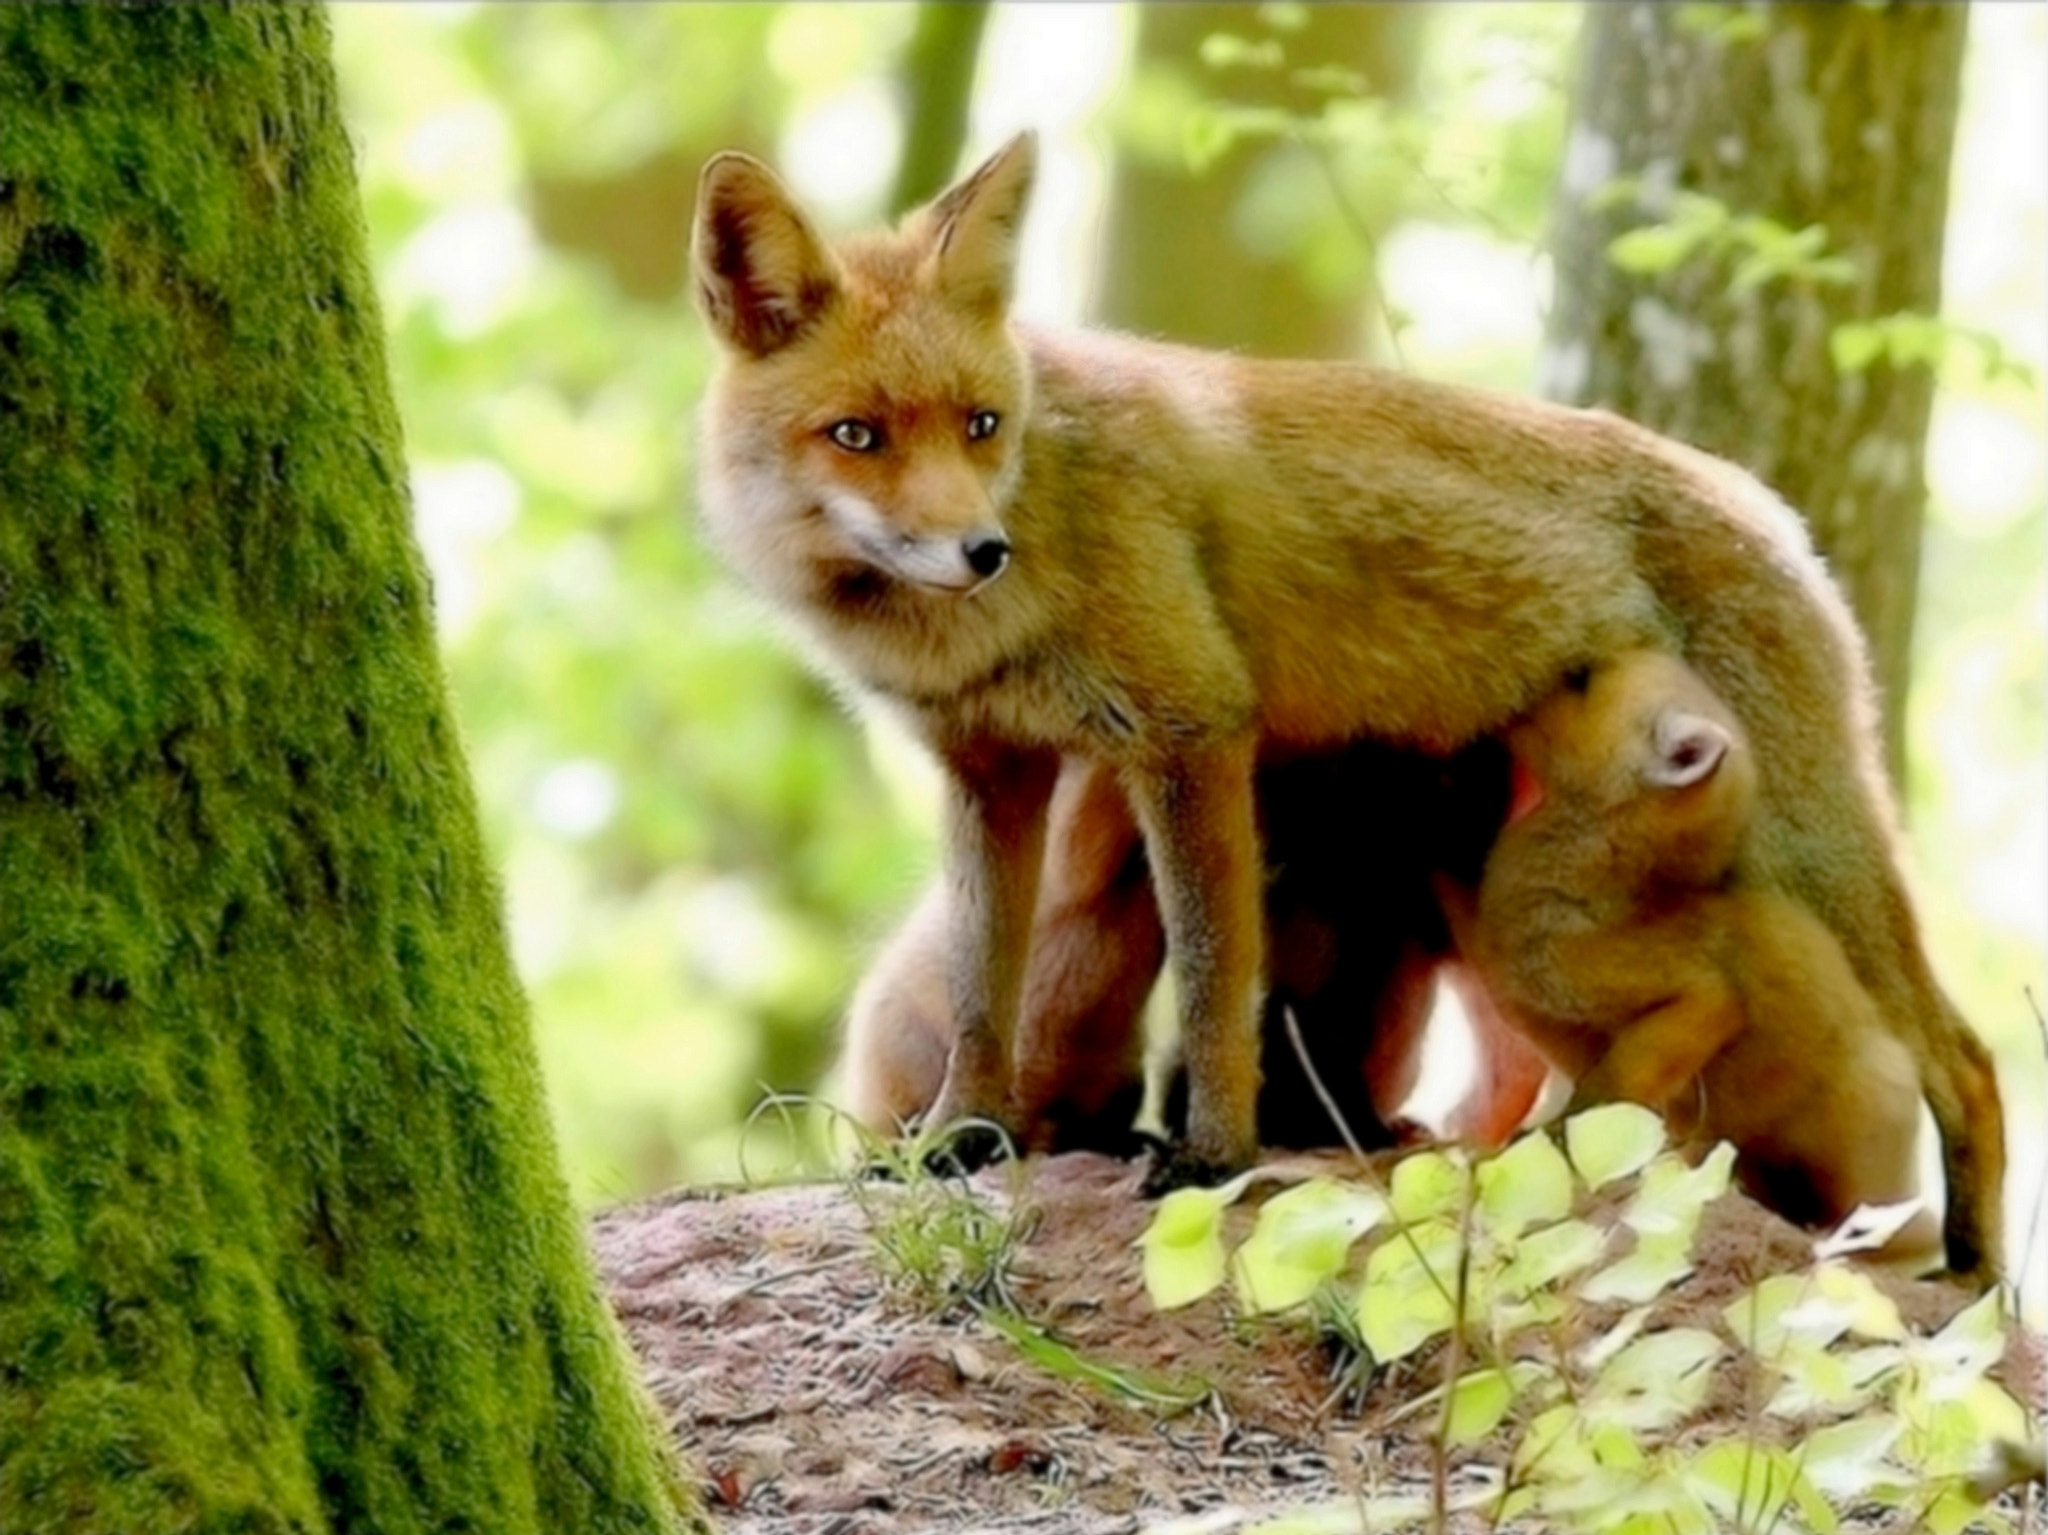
xmin=1137 ymin=1104 xmax=2037 ymax=1534
xmin=847 ymin=1118 xmax=1036 ymax=1315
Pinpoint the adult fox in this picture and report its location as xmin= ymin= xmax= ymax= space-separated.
xmin=691 ymin=132 xmax=2004 ymax=1281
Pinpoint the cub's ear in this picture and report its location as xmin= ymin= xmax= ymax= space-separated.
xmin=692 ymin=152 xmax=840 ymax=357
xmin=917 ymin=131 xmax=1036 ymax=316
xmin=1644 ymin=709 xmax=1732 ymax=789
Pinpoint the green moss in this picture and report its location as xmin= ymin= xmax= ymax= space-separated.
xmin=0 ymin=9 xmax=698 ymax=1532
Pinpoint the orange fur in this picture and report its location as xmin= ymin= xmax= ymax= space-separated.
xmin=692 ymin=135 xmax=2000 ymax=1276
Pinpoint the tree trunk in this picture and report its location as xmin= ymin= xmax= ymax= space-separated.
xmin=1541 ymin=1 xmax=1968 ymax=787
xmin=889 ymin=2 xmax=993 ymax=217
xmin=0 ymin=10 xmax=694 ymax=1532
xmin=1095 ymin=3 xmax=1423 ymax=356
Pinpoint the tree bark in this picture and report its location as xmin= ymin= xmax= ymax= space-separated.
xmin=1541 ymin=1 xmax=1968 ymax=787
xmin=1095 ymin=3 xmax=1424 ymax=357
xmin=889 ymin=2 xmax=993 ymax=217
xmin=0 ymin=10 xmax=694 ymax=1532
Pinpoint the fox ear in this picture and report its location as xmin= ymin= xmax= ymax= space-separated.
xmin=919 ymin=131 xmax=1036 ymax=316
xmin=693 ymin=152 xmax=840 ymax=356
xmin=1644 ymin=710 xmax=1731 ymax=789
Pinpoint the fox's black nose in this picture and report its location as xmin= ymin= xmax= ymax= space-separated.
xmin=963 ymin=534 xmax=1011 ymax=580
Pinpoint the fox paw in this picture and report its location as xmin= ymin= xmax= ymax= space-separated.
xmin=917 ymin=1120 xmax=1016 ymax=1179
xmin=1139 ymin=1140 xmax=1247 ymax=1198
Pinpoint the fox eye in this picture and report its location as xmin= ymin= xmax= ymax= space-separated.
xmin=966 ymin=409 xmax=1001 ymax=442
xmin=828 ymin=419 xmax=881 ymax=453
xmin=1562 ymin=664 xmax=1592 ymax=694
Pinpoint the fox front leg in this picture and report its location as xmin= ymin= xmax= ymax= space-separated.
xmin=924 ymin=741 xmax=1060 ymax=1168
xmin=1124 ymin=735 xmax=1265 ymax=1182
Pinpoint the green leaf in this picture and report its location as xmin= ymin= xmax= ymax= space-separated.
xmin=1924 ymin=1483 xmax=2002 ymax=1535
xmin=978 ymin=1308 xmax=1209 ymax=1411
xmin=1831 ymin=321 xmax=1886 ymax=375
xmin=1576 ymin=1304 xmax=1655 ymax=1374
xmin=1674 ymin=3 xmax=1771 ymax=43
xmin=1582 ymin=1228 xmax=1695 ymax=1304
xmin=1355 ymin=1219 xmax=1458 ymax=1363
xmin=1477 ymin=1129 xmax=1574 ymax=1240
xmin=1389 ymin=1147 xmax=1465 ymax=1222
xmin=1800 ymin=1414 xmax=1903 ymax=1500
xmin=1766 ymin=1340 xmax=1873 ymax=1417
xmin=1443 ymin=1367 xmax=1517 ymax=1445
xmin=1585 ymin=1327 xmax=1723 ymax=1431
xmin=1513 ymin=1403 xmax=1590 ymax=1480
xmin=1811 ymin=1260 xmax=1908 ymax=1339
xmin=1686 ymin=1442 xmax=1837 ymax=1534
xmin=1922 ymin=1287 xmax=2007 ymax=1381
xmin=1231 ymin=1177 xmax=1387 ymax=1313
xmin=1499 ymin=1217 xmax=1606 ymax=1298
xmin=1622 ymin=1141 xmax=1734 ymax=1241
xmin=1183 ymin=108 xmax=1237 ymax=176
xmin=1608 ymin=224 xmax=1706 ymax=277
xmin=1289 ymin=64 xmax=1369 ymax=97
xmin=1956 ymin=1377 xmax=2031 ymax=1450
xmin=1767 ymin=1336 xmax=1901 ymax=1417
xmin=1138 ymin=1171 xmax=1255 ymax=1309
xmin=1198 ymin=32 xmax=1285 ymax=70
xmin=1565 ymin=1102 xmax=1666 ymax=1190
xmin=1723 ymin=1272 xmax=1813 ymax=1357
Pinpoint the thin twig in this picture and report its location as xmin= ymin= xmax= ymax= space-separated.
xmin=1283 ymin=1003 xmax=1374 ymax=1168
xmin=1304 ymin=138 xmax=1408 ymax=368
xmin=1430 ymin=1159 xmax=1478 ymax=1535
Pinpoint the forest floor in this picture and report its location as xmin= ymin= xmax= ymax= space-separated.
xmin=592 ymin=1150 xmax=2042 ymax=1535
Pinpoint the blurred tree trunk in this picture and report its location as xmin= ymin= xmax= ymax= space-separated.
xmin=1541 ymin=1 xmax=1968 ymax=788
xmin=0 ymin=9 xmax=694 ymax=1533
xmin=889 ymin=2 xmax=992 ymax=216
xmin=1096 ymin=3 xmax=1424 ymax=357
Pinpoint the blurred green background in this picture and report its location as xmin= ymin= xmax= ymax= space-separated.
xmin=327 ymin=3 xmax=2043 ymax=1279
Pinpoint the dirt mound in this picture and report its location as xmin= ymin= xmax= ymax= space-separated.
xmin=592 ymin=1151 xmax=2024 ymax=1535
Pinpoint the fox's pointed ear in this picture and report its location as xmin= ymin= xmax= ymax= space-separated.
xmin=1645 ymin=710 xmax=1731 ymax=789
xmin=693 ymin=152 xmax=840 ymax=356
xmin=919 ymin=131 xmax=1036 ymax=316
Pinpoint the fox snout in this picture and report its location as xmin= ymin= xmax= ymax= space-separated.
xmin=823 ymin=492 xmax=1011 ymax=593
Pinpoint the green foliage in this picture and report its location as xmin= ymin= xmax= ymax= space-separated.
xmin=851 ymin=1126 xmax=1034 ymax=1316
xmin=1140 ymin=1170 xmax=1259 ymax=1309
xmin=1134 ymin=1112 xmax=2035 ymax=1533
xmin=1831 ymin=312 xmax=2038 ymax=388
xmin=1673 ymin=4 xmax=1773 ymax=47
xmin=980 ymin=1309 xmax=1209 ymax=1414
xmin=1171 ymin=2 xmax=1573 ymax=363
xmin=1598 ymin=185 xmax=1859 ymax=292
xmin=857 ymin=1145 xmax=1210 ymax=1412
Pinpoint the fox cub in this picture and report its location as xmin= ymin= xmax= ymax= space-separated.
xmin=1447 ymin=652 xmax=1938 ymax=1265
xmin=691 ymin=133 xmax=2002 ymax=1279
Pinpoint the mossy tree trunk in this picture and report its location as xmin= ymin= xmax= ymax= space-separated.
xmin=1096 ymin=3 xmax=1424 ymax=357
xmin=0 ymin=10 xmax=696 ymax=1533
xmin=1540 ymin=1 xmax=1968 ymax=788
